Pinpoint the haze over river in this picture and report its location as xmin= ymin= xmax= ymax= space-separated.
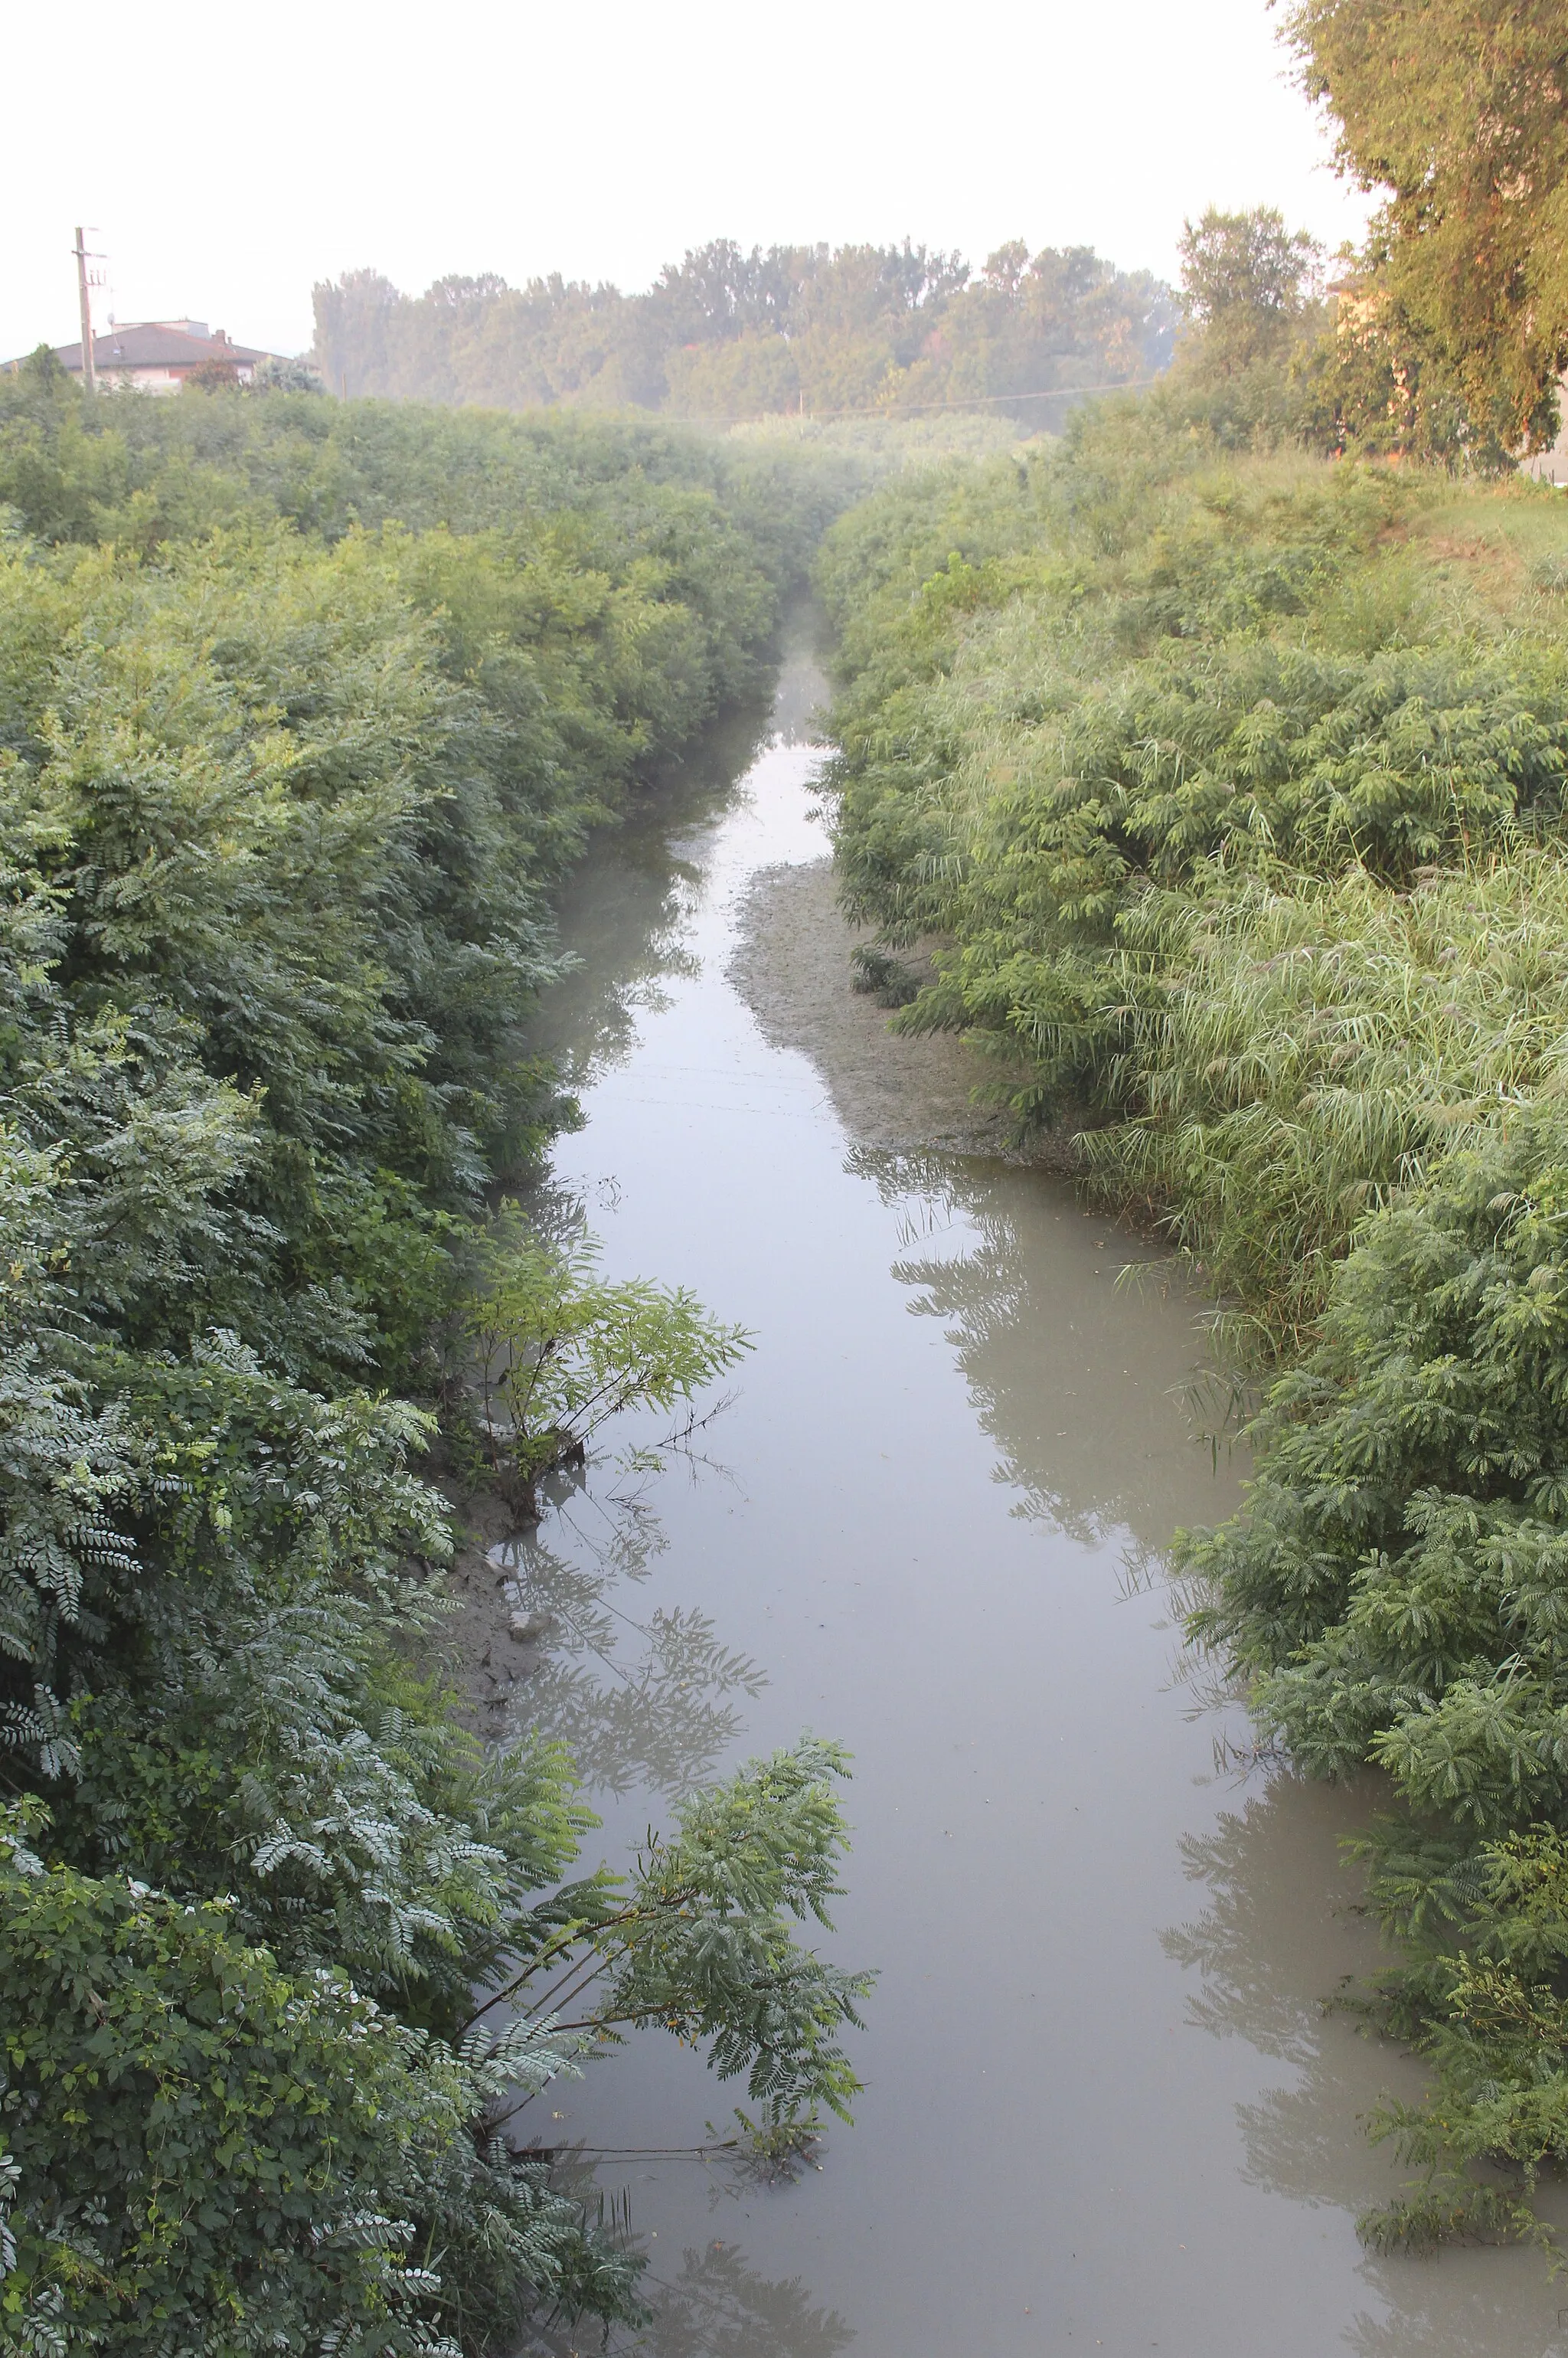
xmin=498 ymin=617 xmax=1567 ymax=2357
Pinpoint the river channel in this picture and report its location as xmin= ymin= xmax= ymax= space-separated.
xmin=491 ymin=615 xmax=1567 ymax=2357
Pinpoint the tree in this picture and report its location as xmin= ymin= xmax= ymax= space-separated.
xmin=0 ymin=380 xmax=861 ymax=2348
xmin=1286 ymin=0 xmax=1568 ymax=447
xmin=184 ymin=353 xmax=241 ymax=391
xmin=1176 ymin=205 xmax=1324 ymax=379
xmin=248 ymin=355 xmax=324 ymax=394
xmin=0 ymin=1800 xmax=640 ymax=2352
xmin=464 ymin=1738 xmax=873 ymax=2142
xmin=464 ymin=1222 xmax=751 ymax=1510
xmin=305 ymin=238 xmax=1174 ymax=422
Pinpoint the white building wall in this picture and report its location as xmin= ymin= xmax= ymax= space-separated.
xmin=1521 ymin=376 xmax=1568 ymax=484
xmin=104 ymin=368 xmax=182 ymax=395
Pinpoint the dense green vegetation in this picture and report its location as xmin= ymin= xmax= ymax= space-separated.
xmin=312 ymin=237 xmax=1176 ymax=424
xmin=0 ymin=359 xmax=871 ymax=2351
xmin=6 ymin=0 xmax=1566 ymax=2294
xmin=815 ymin=319 xmax=1568 ymax=2242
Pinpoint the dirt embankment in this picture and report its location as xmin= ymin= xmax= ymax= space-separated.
xmin=727 ymin=855 xmax=1076 ymax=1165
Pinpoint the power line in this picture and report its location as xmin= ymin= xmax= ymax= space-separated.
xmin=671 ymin=376 xmax=1158 ymax=428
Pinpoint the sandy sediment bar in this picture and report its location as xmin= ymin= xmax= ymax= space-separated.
xmin=727 ymin=855 xmax=1074 ymax=1165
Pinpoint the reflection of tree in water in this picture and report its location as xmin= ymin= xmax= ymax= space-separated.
xmin=512 ymin=2164 xmax=853 ymax=2358
xmin=1161 ymin=1776 xmax=1416 ymax=2219
xmin=537 ymin=855 xmax=703 ymax=1092
xmin=1161 ymin=1777 xmax=1563 ymax=2358
xmin=528 ymin=694 xmax=776 ymax=1092
xmin=849 ymin=1145 xmax=1214 ymax=1550
xmin=1343 ymin=2287 xmax=1566 ymax=2358
xmin=623 ymin=2241 xmax=853 ymax=2358
xmin=494 ymin=1500 xmax=765 ymax=1804
xmin=1160 ymin=1780 xmax=1361 ymax=2072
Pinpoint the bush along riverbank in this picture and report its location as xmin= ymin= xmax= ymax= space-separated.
xmin=816 ymin=373 xmax=1568 ymax=2245
xmin=0 ymin=359 xmax=871 ymax=2352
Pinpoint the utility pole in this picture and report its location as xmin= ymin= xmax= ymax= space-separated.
xmin=74 ymin=227 xmax=97 ymax=393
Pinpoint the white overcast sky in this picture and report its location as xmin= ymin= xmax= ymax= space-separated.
xmin=5 ymin=0 xmax=1372 ymax=362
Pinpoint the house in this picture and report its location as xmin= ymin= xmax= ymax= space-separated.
xmin=1521 ymin=384 xmax=1568 ymax=486
xmin=47 ymin=320 xmax=283 ymax=394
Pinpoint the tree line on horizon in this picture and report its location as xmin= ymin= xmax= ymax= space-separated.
xmin=309 ymin=237 xmax=1179 ymax=423
xmin=308 ymin=0 xmax=1568 ymax=468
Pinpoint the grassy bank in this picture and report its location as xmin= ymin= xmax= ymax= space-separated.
xmin=818 ymin=394 xmax=1568 ymax=2247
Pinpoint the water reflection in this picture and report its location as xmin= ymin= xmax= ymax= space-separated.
xmin=622 ymin=2242 xmax=854 ymax=2358
xmin=1161 ymin=1776 xmax=1426 ymax=2232
xmin=1162 ymin=1776 xmax=1568 ymax=2358
xmin=513 ymin=2164 xmax=853 ymax=2358
xmin=859 ymin=1146 xmax=1223 ymax=1548
xmin=765 ymin=616 xmax=832 ymax=750
xmin=492 ymin=1507 xmax=766 ymax=1803
xmin=534 ymin=846 xmax=704 ymax=1094
xmin=1346 ymin=2292 xmax=1568 ymax=2358
xmin=531 ymin=699 xmax=779 ymax=1094
xmin=1161 ymin=1779 xmax=1370 ymax=2069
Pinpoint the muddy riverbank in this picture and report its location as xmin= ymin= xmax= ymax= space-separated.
xmin=728 ymin=858 xmax=1024 ymax=1160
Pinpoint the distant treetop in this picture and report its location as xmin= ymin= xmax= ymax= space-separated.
xmin=311 ymin=236 xmax=1177 ymax=423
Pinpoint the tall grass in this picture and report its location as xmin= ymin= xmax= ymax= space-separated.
xmin=820 ymin=401 xmax=1568 ymax=1336
xmin=1083 ymin=851 xmax=1568 ymax=1344
xmin=818 ymin=399 xmax=1568 ymax=2250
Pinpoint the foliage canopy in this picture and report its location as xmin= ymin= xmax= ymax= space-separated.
xmin=0 ymin=373 xmax=868 ymax=2349
xmin=310 ymin=237 xmax=1177 ymax=427
xmin=1287 ymin=0 xmax=1568 ymax=448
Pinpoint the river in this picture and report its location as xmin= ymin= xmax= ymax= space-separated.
xmin=488 ymin=613 xmax=1567 ymax=2358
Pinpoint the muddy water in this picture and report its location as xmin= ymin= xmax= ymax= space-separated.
xmin=505 ymin=620 xmax=1567 ymax=2358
